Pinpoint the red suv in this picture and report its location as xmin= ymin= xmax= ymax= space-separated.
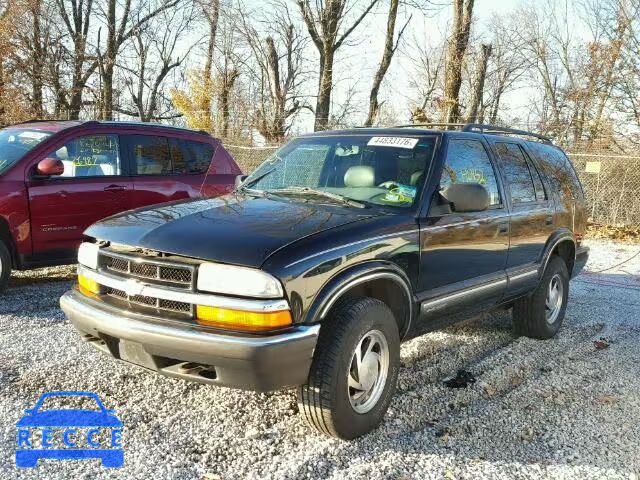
xmin=0 ymin=120 xmax=241 ymax=291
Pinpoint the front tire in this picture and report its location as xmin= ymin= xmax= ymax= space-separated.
xmin=298 ymin=297 xmax=400 ymax=439
xmin=514 ymin=255 xmax=569 ymax=339
xmin=0 ymin=240 xmax=11 ymax=293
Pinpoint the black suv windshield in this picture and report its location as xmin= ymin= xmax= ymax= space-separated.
xmin=0 ymin=128 xmax=53 ymax=175
xmin=242 ymin=134 xmax=437 ymax=208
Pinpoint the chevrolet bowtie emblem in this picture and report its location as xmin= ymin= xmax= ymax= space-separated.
xmin=124 ymin=279 xmax=144 ymax=297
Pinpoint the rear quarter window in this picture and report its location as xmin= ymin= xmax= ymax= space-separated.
xmin=183 ymin=141 xmax=214 ymax=174
xmin=528 ymin=144 xmax=583 ymax=200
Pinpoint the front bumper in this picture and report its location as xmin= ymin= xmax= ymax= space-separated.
xmin=60 ymin=290 xmax=319 ymax=392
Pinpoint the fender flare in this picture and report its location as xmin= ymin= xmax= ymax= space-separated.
xmin=539 ymin=229 xmax=576 ymax=275
xmin=304 ymin=261 xmax=415 ymax=338
xmin=0 ymin=216 xmax=16 ymax=268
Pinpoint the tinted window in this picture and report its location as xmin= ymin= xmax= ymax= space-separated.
xmin=47 ymin=134 xmax=120 ymax=177
xmin=529 ymin=144 xmax=583 ymax=199
xmin=170 ymin=140 xmax=189 ymax=174
xmin=494 ymin=142 xmax=536 ymax=204
xmin=529 ymin=160 xmax=547 ymax=201
xmin=441 ymin=139 xmax=501 ymax=205
xmin=125 ymin=135 xmax=171 ymax=175
xmin=184 ymin=141 xmax=214 ymax=174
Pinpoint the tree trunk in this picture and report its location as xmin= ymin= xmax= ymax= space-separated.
xmin=31 ymin=1 xmax=44 ymax=117
xmin=466 ymin=43 xmax=492 ymax=123
xmin=441 ymin=0 xmax=474 ymax=124
xmin=201 ymin=0 xmax=220 ymax=119
xmin=489 ymin=89 xmax=502 ymax=124
xmin=365 ymin=0 xmax=402 ymax=127
xmin=219 ymin=69 xmax=239 ymax=137
xmin=100 ymin=0 xmax=117 ymax=120
xmin=314 ymin=48 xmax=333 ymax=131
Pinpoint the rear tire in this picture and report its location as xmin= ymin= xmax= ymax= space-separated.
xmin=513 ymin=255 xmax=569 ymax=339
xmin=298 ymin=297 xmax=400 ymax=439
xmin=0 ymin=240 xmax=11 ymax=293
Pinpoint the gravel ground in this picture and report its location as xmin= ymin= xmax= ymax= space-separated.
xmin=1 ymin=239 xmax=639 ymax=479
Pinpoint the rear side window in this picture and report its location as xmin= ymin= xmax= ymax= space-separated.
xmin=183 ymin=141 xmax=214 ymax=174
xmin=494 ymin=142 xmax=536 ymax=204
xmin=441 ymin=139 xmax=501 ymax=206
xmin=529 ymin=144 xmax=583 ymax=199
xmin=124 ymin=135 xmax=171 ymax=175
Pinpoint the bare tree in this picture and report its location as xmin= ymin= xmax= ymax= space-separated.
xmin=441 ymin=0 xmax=474 ymax=123
xmin=96 ymin=0 xmax=180 ymax=120
xmin=483 ymin=13 xmax=527 ymax=124
xmin=56 ymin=0 xmax=98 ymax=119
xmin=238 ymin=1 xmax=309 ymax=141
xmin=196 ymin=0 xmax=220 ymax=123
xmin=408 ymin=35 xmax=446 ymax=123
xmin=117 ymin=6 xmax=198 ymax=121
xmin=297 ymin=0 xmax=379 ymax=131
xmin=364 ymin=0 xmax=410 ymax=126
xmin=466 ymin=43 xmax=491 ymax=123
xmin=587 ymin=0 xmax=630 ymax=141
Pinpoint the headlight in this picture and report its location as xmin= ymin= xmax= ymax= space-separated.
xmin=78 ymin=242 xmax=99 ymax=270
xmin=197 ymin=263 xmax=283 ymax=298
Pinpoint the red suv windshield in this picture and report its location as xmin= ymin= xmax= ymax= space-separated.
xmin=0 ymin=128 xmax=53 ymax=174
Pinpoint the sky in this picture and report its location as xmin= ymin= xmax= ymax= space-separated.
xmin=281 ymin=0 xmax=534 ymax=134
xmin=155 ymin=0 xmax=593 ymax=138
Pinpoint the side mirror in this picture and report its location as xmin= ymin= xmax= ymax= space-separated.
xmin=440 ymin=183 xmax=489 ymax=212
xmin=36 ymin=158 xmax=64 ymax=177
xmin=234 ymin=174 xmax=248 ymax=188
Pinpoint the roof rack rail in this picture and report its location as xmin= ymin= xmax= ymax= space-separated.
xmin=391 ymin=122 xmax=552 ymax=144
xmin=393 ymin=123 xmax=467 ymax=129
xmin=462 ymin=123 xmax=552 ymax=144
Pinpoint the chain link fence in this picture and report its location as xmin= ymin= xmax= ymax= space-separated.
xmin=223 ymin=143 xmax=640 ymax=227
xmin=567 ymin=152 xmax=640 ymax=227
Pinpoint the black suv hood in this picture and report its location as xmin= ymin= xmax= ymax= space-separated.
xmin=85 ymin=194 xmax=382 ymax=268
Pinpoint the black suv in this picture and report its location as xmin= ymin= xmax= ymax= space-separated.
xmin=61 ymin=124 xmax=588 ymax=439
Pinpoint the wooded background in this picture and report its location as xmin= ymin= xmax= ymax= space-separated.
xmin=0 ymin=0 xmax=639 ymax=224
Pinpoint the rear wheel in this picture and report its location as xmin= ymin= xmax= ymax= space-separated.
xmin=298 ymin=297 xmax=400 ymax=439
xmin=513 ymin=255 xmax=569 ymax=339
xmin=0 ymin=240 xmax=11 ymax=293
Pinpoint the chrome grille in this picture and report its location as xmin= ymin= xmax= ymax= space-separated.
xmin=100 ymin=250 xmax=194 ymax=288
xmin=106 ymin=287 xmax=192 ymax=315
xmin=99 ymin=248 xmax=197 ymax=318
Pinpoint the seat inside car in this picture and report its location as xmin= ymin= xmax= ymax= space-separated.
xmin=344 ymin=165 xmax=375 ymax=187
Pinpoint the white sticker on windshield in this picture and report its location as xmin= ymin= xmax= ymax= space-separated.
xmin=367 ymin=136 xmax=419 ymax=149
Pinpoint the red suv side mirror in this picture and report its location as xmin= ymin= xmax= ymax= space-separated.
xmin=36 ymin=158 xmax=65 ymax=177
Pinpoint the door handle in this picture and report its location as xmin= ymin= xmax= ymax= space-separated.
xmin=545 ymin=215 xmax=554 ymax=225
xmin=498 ymin=224 xmax=509 ymax=234
xmin=104 ymin=185 xmax=126 ymax=192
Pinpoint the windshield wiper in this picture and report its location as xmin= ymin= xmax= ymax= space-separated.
xmin=265 ymin=187 xmax=367 ymax=209
xmin=237 ymin=154 xmax=284 ymax=192
xmin=237 ymin=168 xmax=276 ymax=192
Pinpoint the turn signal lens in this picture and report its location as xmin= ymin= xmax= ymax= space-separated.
xmin=78 ymin=274 xmax=100 ymax=297
xmin=196 ymin=305 xmax=292 ymax=332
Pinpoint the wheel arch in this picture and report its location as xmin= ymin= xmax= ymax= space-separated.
xmin=539 ymin=230 xmax=576 ymax=276
xmin=0 ymin=216 xmax=16 ymax=268
xmin=305 ymin=261 xmax=415 ymax=339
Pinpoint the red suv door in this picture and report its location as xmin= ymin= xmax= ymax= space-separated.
xmin=27 ymin=133 xmax=133 ymax=257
